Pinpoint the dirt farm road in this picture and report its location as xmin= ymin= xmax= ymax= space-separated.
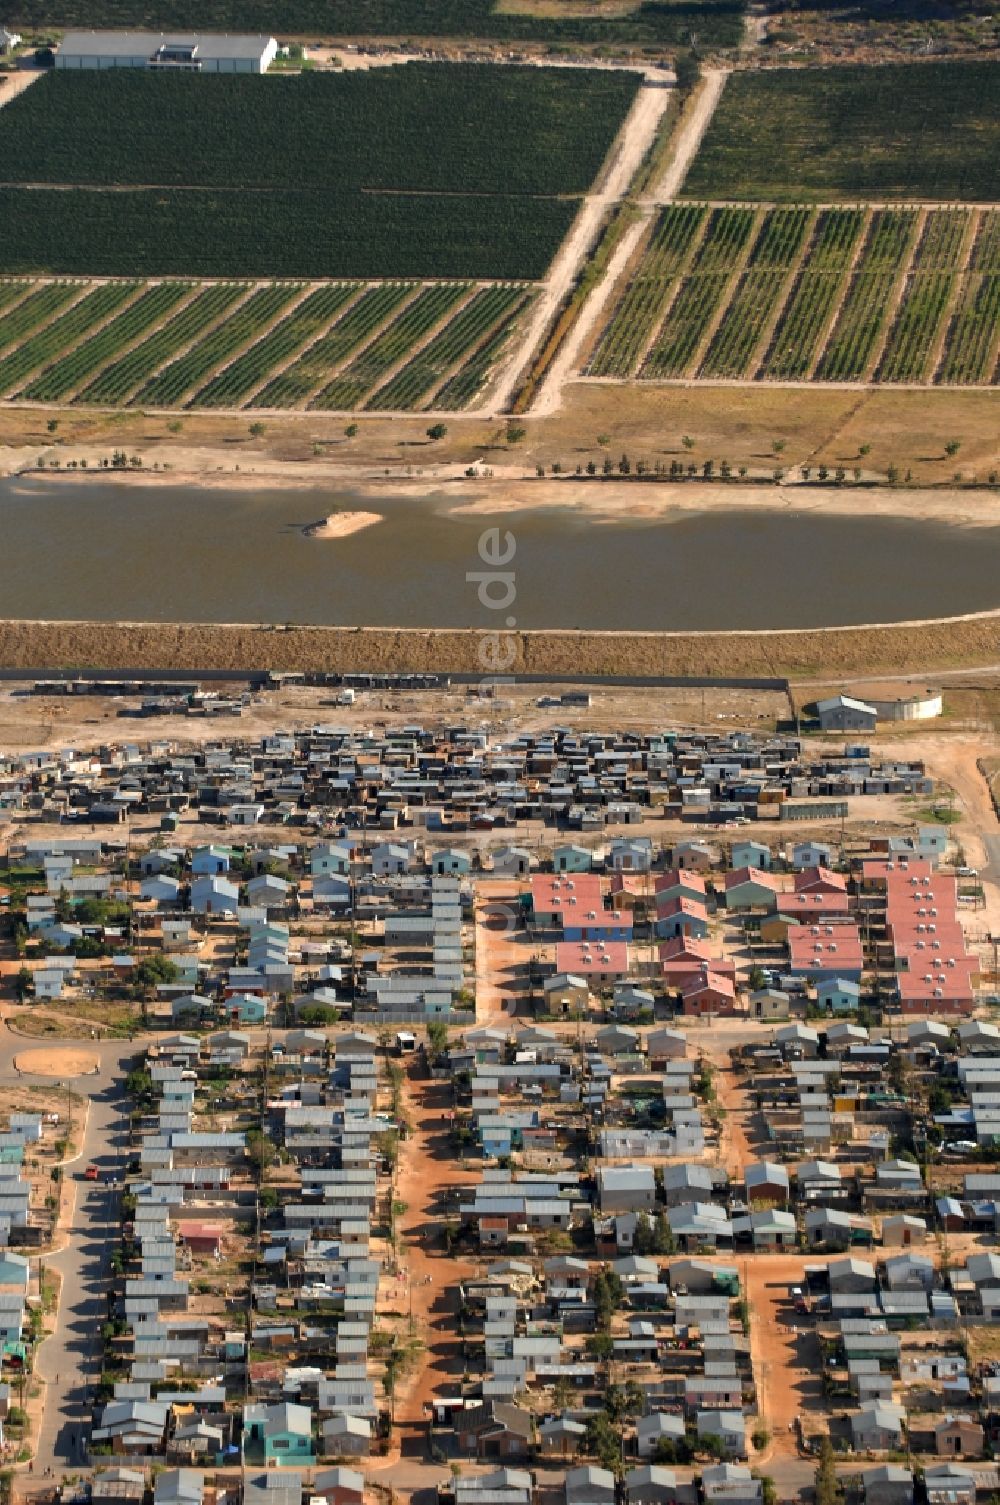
xmin=489 ymin=73 xmax=674 ymax=416
xmin=527 ymin=67 xmax=730 ymax=417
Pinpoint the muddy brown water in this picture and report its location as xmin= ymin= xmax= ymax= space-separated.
xmin=2 ymin=477 xmax=999 ymax=630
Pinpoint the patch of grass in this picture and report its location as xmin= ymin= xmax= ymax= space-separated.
xmin=913 ymin=802 xmax=961 ymax=825
xmin=682 ymin=60 xmax=1000 ymax=202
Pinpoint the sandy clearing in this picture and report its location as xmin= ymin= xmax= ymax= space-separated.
xmin=14 ymin=1046 xmax=100 ymax=1077
xmin=488 ymin=77 xmax=673 ymax=415
xmin=0 ymin=68 xmax=45 ymax=109
xmin=302 ymin=509 xmax=382 ymax=538
xmin=474 ymin=877 xmax=530 ymax=1024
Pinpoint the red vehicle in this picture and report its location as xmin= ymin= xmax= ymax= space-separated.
xmin=83 ymin=1164 xmax=99 ymax=1182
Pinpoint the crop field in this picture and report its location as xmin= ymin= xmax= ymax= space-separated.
xmin=0 ymin=277 xmax=534 ymax=413
xmin=0 ymin=282 xmax=139 ymax=396
xmin=586 ymin=206 xmax=1000 ymax=387
xmin=681 ymin=61 xmax=1000 ymax=202
xmin=588 ymin=206 xmax=707 ymax=378
xmin=0 ymin=188 xmax=575 ymax=282
xmin=813 ymin=209 xmax=917 ymax=381
xmin=0 ymin=65 xmax=635 ymax=281
xmin=699 ymin=208 xmax=811 ymax=379
xmin=308 ymin=284 xmax=470 ymax=412
xmin=640 ymin=207 xmax=758 ymax=379
xmin=1 ymin=67 xmax=637 ymax=198
xmin=937 ymin=270 xmax=1000 ymax=386
xmin=365 ymin=286 xmax=531 ymax=412
xmin=3 ymin=0 xmax=746 ymax=49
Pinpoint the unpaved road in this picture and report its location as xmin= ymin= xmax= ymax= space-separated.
xmin=488 ymin=76 xmax=673 ymax=415
xmin=374 ymin=1074 xmax=478 ymax=1438
xmin=526 ymin=68 xmax=729 ymax=416
xmin=643 ymin=66 xmax=729 ymax=204
xmin=474 ymin=877 xmax=529 ymax=1023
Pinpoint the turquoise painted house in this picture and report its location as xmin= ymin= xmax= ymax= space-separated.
xmin=222 ymin=993 xmax=268 ymax=1026
xmin=816 ymin=978 xmax=862 ymax=1014
xmin=244 ymin=1402 xmax=314 ymax=1465
xmin=553 ymin=844 xmax=593 ymax=874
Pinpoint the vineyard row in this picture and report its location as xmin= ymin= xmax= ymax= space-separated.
xmin=588 ymin=205 xmax=1000 ymax=387
xmin=0 ymin=277 xmax=534 ymax=413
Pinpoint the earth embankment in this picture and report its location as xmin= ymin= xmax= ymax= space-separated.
xmin=0 ymin=612 xmax=998 ymax=679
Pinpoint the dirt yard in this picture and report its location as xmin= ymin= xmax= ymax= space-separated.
xmin=14 ymin=1046 xmax=100 ymax=1077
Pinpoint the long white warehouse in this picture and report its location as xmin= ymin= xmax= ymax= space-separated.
xmin=55 ymin=30 xmax=279 ymax=73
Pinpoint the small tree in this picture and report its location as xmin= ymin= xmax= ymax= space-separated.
xmin=135 ymin=954 xmax=178 ymax=992
xmin=248 ymin=421 xmax=266 ymax=438
xmin=46 ymin=419 xmax=59 ymax=434
xmin=597 ymin=433 xmax=611 ymax=447
xmin=944 ymin=439 xmax=961 ymax=458
xmin=585 ymin=1412 xmax=623 ymax=1475
xmin=815 ymin=1438 xmax=841 ymax=1505
xmin=246 ymin=1129 xmax=276 ymax=1172
xmin=426 ymin=423 xmax=448 ymax=441
xmin=344 ymin=423 xmax=358 ymax=438
xmin=674 ymin=49 xmax=701 ymax=91
xmin=14 ymin=966 xmax=33 ymax=1002
xmin=505 ymin=425 xmax=526 ymax=445
xmin=682 ymin=434 xmax=695 ymax=451
xmin=426 ymin=1018 xmax=449 ymax=1062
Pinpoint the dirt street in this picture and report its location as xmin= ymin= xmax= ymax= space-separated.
xmin=380 ymin=1073 xmax=478 ymax=1441
xmin=474 ymin=878 xmax=530 ymax=1023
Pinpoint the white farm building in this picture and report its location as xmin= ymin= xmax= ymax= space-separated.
xmin=815 ymin=694 xmax=879 ymax=733
xmin=55 ymin=30 xmax=278 ymax=73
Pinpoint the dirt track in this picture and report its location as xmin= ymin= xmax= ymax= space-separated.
xmin=490 ymin=75 xmax=672 ymax=414
xmin=529 ymin=68 xmax=729 ymax=416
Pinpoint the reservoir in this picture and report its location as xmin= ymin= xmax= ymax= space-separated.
xmin=2 ymin=477 xmax=999 ymax=631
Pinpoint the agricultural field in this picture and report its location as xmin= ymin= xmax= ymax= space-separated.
xmin=681 ymin=61 xmax=1000 ymax=202
xmin=585 ymin=206 xmax=1000 ymax=387
xmin=640 ymin=207 xmax=758 ymax=379
xmin=0 ymin=276 xmax=534 ymax=413
xmin=0 ymin=65 xmax=636 ymax=280
xmin=588 ymin=206 xmax=707 ymax=378
xmin=3 ymin=0 xmax=746 ymax=47
xmin=0 ymin=187 xmax=573 ymax=282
